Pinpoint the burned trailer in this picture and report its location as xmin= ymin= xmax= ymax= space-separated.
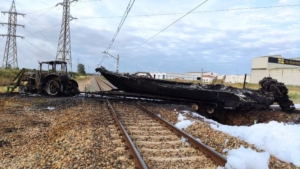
xmin=96 ymin=66 xmax=295 ymax=112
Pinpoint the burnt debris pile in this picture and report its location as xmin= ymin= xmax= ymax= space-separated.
xmin=258 ymin=77 xmax=294 ymax=111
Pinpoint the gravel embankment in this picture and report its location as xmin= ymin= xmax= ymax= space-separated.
xmin=0 ymin=98 xmax=135 ymax=168
xmin=144 ymin=103 xmax=300 ymax=169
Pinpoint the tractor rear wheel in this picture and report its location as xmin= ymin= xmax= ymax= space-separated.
xmin=46 ymin=80 xmax=60 ymax=96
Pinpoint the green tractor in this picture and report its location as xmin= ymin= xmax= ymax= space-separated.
xmin=9 ymin=61 xmax=79 ymax=96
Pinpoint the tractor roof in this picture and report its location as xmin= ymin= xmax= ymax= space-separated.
xmin=40 ymin=60 xmax=67 ymax=65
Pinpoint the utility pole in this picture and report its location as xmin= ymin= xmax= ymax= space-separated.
xmin=0 ymin=0 xmax=25 ymax=69
xmin=201 ymin=68 xmax=203 ymax=83
xmin=102 ymin=51 xmax=119 ymax=73
xmin=55 ymin=0 xmax=77 ymax=70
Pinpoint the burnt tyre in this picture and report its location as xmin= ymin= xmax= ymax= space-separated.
xmin=191 ymin=103 xmax=199 ymax=111
xmin=46 ymin=80 xmax=60 ymax=96
xmin=206 ymin=107 xmax=215 ymax=114
xmin=69 ymin=80 xmax=79 ymax=95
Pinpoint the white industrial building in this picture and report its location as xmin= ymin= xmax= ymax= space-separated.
xmin=250 ymin=55 xmax=300 ymax=85
xmin=150 ymin=71 xmax=219 ymax=81
xmin=150 ymin=72 xmax=201 ymax=80
xmin=166 ymin=73 xmax=200 ymax=81
xmin=149 ymin=72 xmax=166 ymax=79
xmin=150 ymin=71 xmax=252 ymax=84
xmin=218 ymin=75 xmax=251 ymax=83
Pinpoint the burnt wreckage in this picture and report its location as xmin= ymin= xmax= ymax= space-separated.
xmin=9 ymin=61 xmax=79 ymax=96
xmin=96 ymin=67 xmax=295 ymax=112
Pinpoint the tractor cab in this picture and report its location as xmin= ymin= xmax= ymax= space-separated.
xmin=39 ymin=61 xmax=68 ymax=76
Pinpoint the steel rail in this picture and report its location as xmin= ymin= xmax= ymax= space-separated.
xmin=94 ymin=76 xmax=105 ymax=91
xmin=137 ymin=103 xmax=227 ymax=166
xmin=106 ymin=99 xmax=148 ymax=169
xmin=98 ymin=77 xmax=117 ymax=90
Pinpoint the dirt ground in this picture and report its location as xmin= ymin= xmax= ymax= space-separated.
xmin=76 ymin=76 xmax=93 ymax=92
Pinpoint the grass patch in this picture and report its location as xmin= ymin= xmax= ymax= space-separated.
xmin=0 ymin=86 xmax=8 ymax=93
xmin=0 ymin=86 xmax=19 ymax=93
xmin=75 ymin=75 xmax=91 ymax=82
xmin=0 ymin=68 xmax=21 ymax=86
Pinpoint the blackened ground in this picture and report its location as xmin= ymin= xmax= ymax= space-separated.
xmin=197 ymin=107 xmax=300 ymax=126
xmin=3 ymin=96 xmax=300 ymax=126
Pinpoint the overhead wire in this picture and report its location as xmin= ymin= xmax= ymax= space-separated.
xmin=11 ymin=3 xmax=56 ymax=58
xmin=78 ymin=4 xmax=300 ymax=19
xmin=24 ymin=6 xmax=55 ymax=26
xmin=22 ymin=18 xmax=57 ymax=53
xmin=23 ymin=38 xmax=54 ymax=58
xmin=114 ymin=3 xmax=299 ymax=56
xmin=26 ymin=6 xmax=54 ymax=15
xmin=18 ymin=5 xmax=58 ymax=53
xmin=100 ymin=0 xmax=135 ymax=65
xmin=124 ymin=0 xmax=209 ymax=54
xmin=24 ymin=23 xmax=61 ymax=36
xmin=105 ymin=0 xmax=135 ymax=53
xmin=79 ymin=0 xmax=102 ymax=2
xmin=18 ymin=42 xmax=50 ymax=60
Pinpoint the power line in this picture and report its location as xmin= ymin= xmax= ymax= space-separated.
xmin=17 ymin=5 xmax=57 ymax=53
xmin=24 ymin=6 xmax=55 ymax=26
xmin=79 ymin=0 xmax=101 ymax=2
xmin=104 ymin=0 xmax=135 ymax=53
xmin=23 ymin=38 xmax=53 ymax=58
xmin=78 ymin=4 xmax=300 ymax=19
xmin=18 ymin=42 xmax=50 ymax=60
xmin=23 ymin=0 xmax=100 ymax=15
xmin=126 ymin=0 xmax=209 ymax=53
xmin=26 ymin=7 xmax=54 ymax=15
xmin=101 ymin=0 xmax=135 ymax=67
xmin=24 ymin=23 xmax=61 ymax=36
xmin=22 ymin=17 xmax=57 ymax=52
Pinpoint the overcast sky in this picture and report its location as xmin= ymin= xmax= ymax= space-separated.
xmin=0 ymin=0 xmax=299 ymax=74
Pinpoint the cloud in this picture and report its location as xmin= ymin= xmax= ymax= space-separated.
xmin=0 ymin=0 xmax=299 ymax=75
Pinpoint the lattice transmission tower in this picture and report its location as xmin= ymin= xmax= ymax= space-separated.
xmin=55 ymin=0 xmax=77 ymax=70
xmin=0 ymin=0 xmax=25 ymax=69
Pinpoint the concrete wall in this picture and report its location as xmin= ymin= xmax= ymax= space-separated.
xmin=250 ymin=69 xmax=269 ymax=84
xmin=269 ymin=69 xmax=300 ymax=85
xmin=251 ymin=68 xmax=300 ymax=85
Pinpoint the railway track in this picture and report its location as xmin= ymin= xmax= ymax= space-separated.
xmin=106 ymin=100 xmax=226 ymax=168
xmin=94 ymin=76 xmax=116 ymax=91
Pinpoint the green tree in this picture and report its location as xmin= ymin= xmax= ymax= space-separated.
xmin=77 ymin=63 xmax=86 ymax=75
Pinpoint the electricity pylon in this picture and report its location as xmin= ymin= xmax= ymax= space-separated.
xmin=0 ymin=0 xmax=25 ymax=69
xmin=55 ymin=0 xmax=77 ymax=70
